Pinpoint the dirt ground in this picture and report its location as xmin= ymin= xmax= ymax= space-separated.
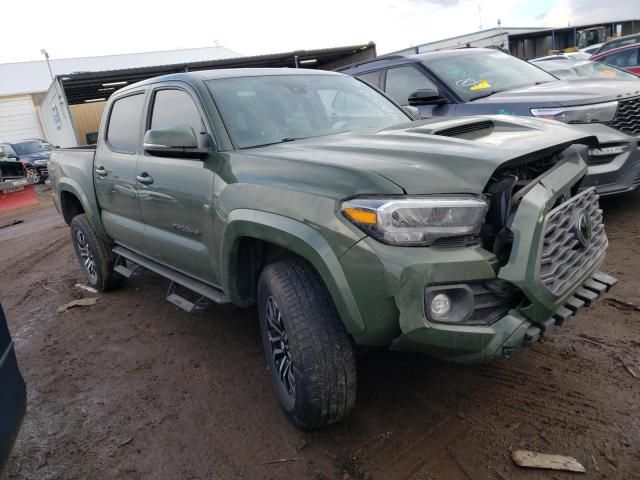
xmin=0 ymin=185 xmax=638 ymax=480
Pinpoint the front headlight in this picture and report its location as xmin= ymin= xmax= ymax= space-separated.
xmin=530 ymin=101 xmax=618 ymax=124
xmin=341 ymin=195 xmax=488 ymax=246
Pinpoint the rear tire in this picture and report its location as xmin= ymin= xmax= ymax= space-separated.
xmin=257 ymin=259 xmax=357 ymax=429
xmin=70 ymin=214 xmax=124 ymax=292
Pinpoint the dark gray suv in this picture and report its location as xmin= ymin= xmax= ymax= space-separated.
xmin=0 ymin=303 xmax=26 ymax=472
xmin=339 ymin=48 xmax=640 ymax=196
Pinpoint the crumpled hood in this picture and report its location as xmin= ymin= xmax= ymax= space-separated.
xmin=471 ymin=79 xmax=640 ymax=107
xmin=243 ymin=115 xmax=597 ymax=194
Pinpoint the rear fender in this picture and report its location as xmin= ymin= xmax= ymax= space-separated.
xmin=57 ymin=178 xmax=106 ymax=236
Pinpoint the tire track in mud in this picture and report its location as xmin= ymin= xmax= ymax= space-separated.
xmin=367 ymin=415 xmax=471 ymax=480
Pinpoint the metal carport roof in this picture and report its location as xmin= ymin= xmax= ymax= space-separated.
xmin=60 ymin=43 xmax=376 ymax=104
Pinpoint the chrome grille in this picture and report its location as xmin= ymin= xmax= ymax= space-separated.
xmin=537 ymin=188 xmax=607 ymax=297
xmin=608 ymin=96 xmax=640 ymax=136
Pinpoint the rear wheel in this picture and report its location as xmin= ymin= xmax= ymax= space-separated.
xmin=70 ymin=214 xmax=124 ymax=292
xmin=257 ymin=259 xmax=357 ymax=429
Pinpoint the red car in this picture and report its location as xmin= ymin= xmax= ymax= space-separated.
xmin=592 ymin=43 xmax=640 ymax=75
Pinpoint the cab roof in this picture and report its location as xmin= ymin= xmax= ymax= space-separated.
xmin=119 ymin=68 xmax=344 ymax=94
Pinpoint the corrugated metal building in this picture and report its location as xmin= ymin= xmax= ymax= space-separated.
xmin=509 ymin=19 xmax=640 ymax=59
xmin=390 ymin=19 xmax=640 ymax=60
xmin=0 ymin=46 xmax=241 ymax=144
xmin=391 ymin=27 xmax=547 ymax=55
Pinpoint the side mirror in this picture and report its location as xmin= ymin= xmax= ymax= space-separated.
xmin=7 ymin=154 xmax=18 ymax=160
xmin=408 ymin=88 xmax=446 ymax=106
xmin=143 ymin=125 xmax=208 ymax=159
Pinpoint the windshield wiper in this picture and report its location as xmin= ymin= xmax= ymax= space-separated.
xmin=470 ymin=90 xmax=503 ymax=101
xmin=243 ymin=136 xmax=310 ymax=149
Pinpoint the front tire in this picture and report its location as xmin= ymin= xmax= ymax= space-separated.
xmin=70 ymin=214 xmax=124 ymax=292
xmin=257 ymin=259 xmax=357 ymax=429
xmin=26 ymin=168 xmax=41 ymax=184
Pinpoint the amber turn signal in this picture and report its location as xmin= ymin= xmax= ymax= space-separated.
xmin=343 ymin=207 xmax=377 ymax=225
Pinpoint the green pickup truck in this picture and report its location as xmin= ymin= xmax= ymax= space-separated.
xmin=50 ymin=68 xmax=616 ymax=428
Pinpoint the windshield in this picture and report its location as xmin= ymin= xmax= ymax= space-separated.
xmin=11 ymin=140 xmax=46 ymax=155
xmin=548 ymin=61 xmax=638 ymax=81
xmin=206 ymin=74 xmax=409 ymax=149
xmin=423 ymin=50 xmax=556 ymax=101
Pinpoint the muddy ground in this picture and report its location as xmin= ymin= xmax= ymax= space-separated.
xmin=0 ymin=185 xmax=638 ymax=480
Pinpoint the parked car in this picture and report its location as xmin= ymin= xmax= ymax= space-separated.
xmin=0 ymin=159 xmax=28 ymax=182
xmin=0 ymin=140 xmax=51 ymax=183
xmin=591 ymin=33 xmax=640 ymax=56
xmin=591 ymin=43 xmax=640 ymax=75
xmin=530 ymin=59 xmax=638 ymax=81
xmin=580 ymin=43 xmax=604 ymax=56
xmin=0 ymin=303 xmax=26 ymax=472
xmin=339 ymin=48 xmax=640 ymax=196
xmin=50 ymin=68 xmax=616 ymax=428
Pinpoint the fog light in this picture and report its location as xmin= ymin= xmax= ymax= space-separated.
xmin=430 ymin=293 xmax=452 ymax=320
xmin=424 ymin=285 xmax=474 ymax=324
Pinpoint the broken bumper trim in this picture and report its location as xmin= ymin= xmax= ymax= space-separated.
xmin=522 ymin=271 xmax=618 ymax=346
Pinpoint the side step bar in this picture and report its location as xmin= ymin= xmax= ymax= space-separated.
xmin=113 ymin=246 xmax=231 ymax=312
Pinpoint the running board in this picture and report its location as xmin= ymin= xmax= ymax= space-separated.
xmin=112 ymin=246 xmax=231 ymax=311
xmin=114 ymin=261 xmax=141 ymax=279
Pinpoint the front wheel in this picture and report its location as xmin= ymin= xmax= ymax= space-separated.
xmin=26 ymin=168 xmax=41 ymax=184
xmin=70 ymin=214 xmax=124 ymax=292
xmin=257 ymin=259 xmax=357 ymax=429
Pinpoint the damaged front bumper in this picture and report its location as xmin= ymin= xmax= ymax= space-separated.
xmin=339 ymin=151 xmax=616 ymax=363
xmin=522 ymin=271 xmax=617 ymax=346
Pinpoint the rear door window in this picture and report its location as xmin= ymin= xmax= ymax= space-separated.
xmin=106 ymin=94 xmax=145 ymax=153
xmin=384 ymin=65 xmax=438 ymax=105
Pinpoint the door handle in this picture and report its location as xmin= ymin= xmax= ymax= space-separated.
xmin=95 ymin=166 xmax=108 ymax=177
xmin=136 ymin=173 xmax=154 ymax=185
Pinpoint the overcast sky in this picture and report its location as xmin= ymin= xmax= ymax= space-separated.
xmin=2 ymin=0 xmax=639 ymax=63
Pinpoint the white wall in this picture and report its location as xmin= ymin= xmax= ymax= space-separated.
xmin=35 ymin=80 xmax=78 ymax=148
xmin=0 ymin=95 xmax=44 ymax=142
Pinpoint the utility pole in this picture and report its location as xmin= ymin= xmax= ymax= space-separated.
xmin=40 ymin=49 xmax=54 ymax=81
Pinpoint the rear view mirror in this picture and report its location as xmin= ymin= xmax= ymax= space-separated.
xmin=143 ymin=126 xmax=208 ymax=159
xmin=408 ymin=88 xmax=446 ymax=106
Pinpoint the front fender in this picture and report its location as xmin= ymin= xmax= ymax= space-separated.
xmin=221 ymin=209 xmax=365 ymax=335
xmin=57 ymin=177 xmax=106 ymax=237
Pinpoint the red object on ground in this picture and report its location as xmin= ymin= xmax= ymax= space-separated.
xmin=0 ymin=184 xmax=38 ymax=213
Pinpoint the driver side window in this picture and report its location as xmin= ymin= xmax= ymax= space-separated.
xmin=384 ymin=66 xmax=438 ymax=106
